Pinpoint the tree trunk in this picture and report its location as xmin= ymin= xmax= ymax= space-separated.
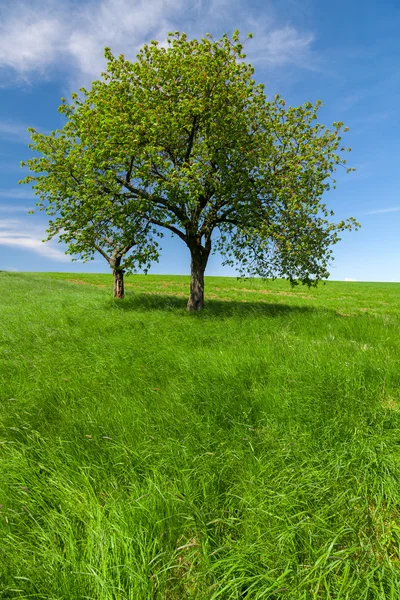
xmin=113 ymin=268 xmax=124 ymax=299
xmin=187 ymin=247 xmax=209 ymax=311
xmin=110 ymin=254 xmax=125 ymax=299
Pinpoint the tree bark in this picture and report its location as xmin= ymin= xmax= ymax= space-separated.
xmin=187 ymin=246 xmax=209 ymax=311
xmin=113 ymin=268 xmax=125 ymax=298
xmin=110 ymin=255 xmax=124 ymax=299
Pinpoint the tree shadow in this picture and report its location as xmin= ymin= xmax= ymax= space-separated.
xmin=107 ymin=292 xmax=322 ymax=319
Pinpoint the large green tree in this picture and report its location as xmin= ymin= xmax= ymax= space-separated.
xmin=21 ymin=31 xmax=358 ymax=309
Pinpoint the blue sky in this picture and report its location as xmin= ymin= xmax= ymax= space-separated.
xmin=0 ymin=0 xmax=399 ymax=281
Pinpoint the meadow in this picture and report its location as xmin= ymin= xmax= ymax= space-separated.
xmin=1 ymin=271 xmax=400 ymax=599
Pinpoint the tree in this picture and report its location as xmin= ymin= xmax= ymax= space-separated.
xmin=21 ymin=31 xmax=358 ymax=309
xmin=20 ymin=135 xmax=160 ymax=298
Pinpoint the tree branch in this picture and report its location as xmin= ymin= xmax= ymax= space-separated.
xmin=119 ymin=242 xmax=135 ymax=256
xmin=126 ymin=156 xmax=135 ymax=182
xmin=162 ymin=143 xmax=178 ymax=167
xmin=94 ymin=244 xmax=111 ymax=263
xmin=116 ymin=176 xmax=188 ymax=222
xmin=204 ymin=232 xmax=212 ymax=255
xmin=184 ymin=115 xmax=199 ymax=164
xmin=149 ymin=218 xmax=187 ymax=242
xmin=151 ymin=163 xmax=169 ymax=182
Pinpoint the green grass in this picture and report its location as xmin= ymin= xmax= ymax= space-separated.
xmin=1 ymin=272 xmax=400 ymax=599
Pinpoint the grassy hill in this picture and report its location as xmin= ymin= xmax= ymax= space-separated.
xmin=1 ymin=272 xmax=400 ymax=599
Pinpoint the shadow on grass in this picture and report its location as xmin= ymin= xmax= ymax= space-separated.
xmin=107 ymin=292 xmax=321 ymax=318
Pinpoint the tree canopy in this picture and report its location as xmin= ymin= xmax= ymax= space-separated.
xmin=20 ymin=30 xmax=358 ymax=309
xmin=20 ymin=132 xmax=160 ymax=297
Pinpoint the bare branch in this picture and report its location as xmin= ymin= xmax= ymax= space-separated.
xmin=149 ymin=217 xmax=187 ymax=241
xmin=94 ymin=244 xmax=111 ymax=263
xmin=116 ymin=176 xmax=188 ymax=222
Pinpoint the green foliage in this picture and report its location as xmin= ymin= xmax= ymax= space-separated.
xmin=20 ymin=120 xmax=161 ymax=274
xmin=1 ymin=272 xmax=400 ymax=598
xmin=21 ymin=31 xmax=358 ymax=288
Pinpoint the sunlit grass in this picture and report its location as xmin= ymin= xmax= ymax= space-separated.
xmin=1 ymin=272 xmax=400 ymax=599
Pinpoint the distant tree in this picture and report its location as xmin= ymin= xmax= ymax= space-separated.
xmin=19 ymin=132 xmax=160 ymax=298
xmin=21 ymin=30 xmax=358 ymax=309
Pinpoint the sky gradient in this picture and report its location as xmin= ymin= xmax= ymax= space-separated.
xmin=0 ymin=0 xmax=399 ymax=281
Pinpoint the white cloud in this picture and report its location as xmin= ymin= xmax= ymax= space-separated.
xmin=0 ymin=120 xmax=32 ymax=142
xmin=245 ymin=21 xmax=315 ymax=69
xmin=339 ymin=93 xmax=362 ymax=113
xmin=0 ymin=219 xmax=20 ymax=228
xmin=0 ymin=15 xmax=62 ymax=76
xmin=0 ymin=0 xmax=316 ymax=86
xmin=0 ymin=218 xmax=70 ymax=261
xmin=0 ymin=0 xmax=185 ymax=83
xmin=367 ymin=207 xmax=400 ymax=215
xmin=344 ymin=277 xmax=358 ymax=282
xmin=0 ymin=161 xmax=27 ymax=172
xmin=0 ymin=188 xmax=35 ymax=199
xmin=0 ymin=204 xmax=32 ymax=213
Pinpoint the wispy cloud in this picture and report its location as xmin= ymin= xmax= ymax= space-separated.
xmin=0 ymin=120 xmax=32 ymax=142
xmin=0 ymin=204 xmax=32 ymax=213
xmin=0 ymin=161 xmax=27 ymax=172
xmin=344 ymin=277 xmax=358 ymax=282
xmin=0 ymin=5 xmax=62 ymax=77
xmin=339 ymin=93 xmax=363 ymax=113
xmin=367 ymin=207 xmax=400 ymax=214
xmin=0 ymin=0 xmax=317 ymax=86
xmin=352 ymin=111 xmax=391 ymax=126
xmin=0 ymin=120 xmax=51 ymax=146
xmin=0 ymin=218 xmax=70 ymax=261
xmin=0 ymin=188 xmax=35 ymax=199
xmin=0 ymin=0 xmax=185 ymax=83
xmin=245 ymin=20 xmax=315 ymax=69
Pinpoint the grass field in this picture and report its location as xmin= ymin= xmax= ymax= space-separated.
xmin=1 ymin=272 xmax=400 ymax=599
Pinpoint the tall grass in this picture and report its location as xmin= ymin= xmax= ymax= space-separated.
xmin=1 ymin=272 xmax=400 ymax=599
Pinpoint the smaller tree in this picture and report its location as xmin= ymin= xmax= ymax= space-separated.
xmin=46 ymin=206 xmax=159 ymax=299
xmin=20 ymin=129 xmax=160 ymax=298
